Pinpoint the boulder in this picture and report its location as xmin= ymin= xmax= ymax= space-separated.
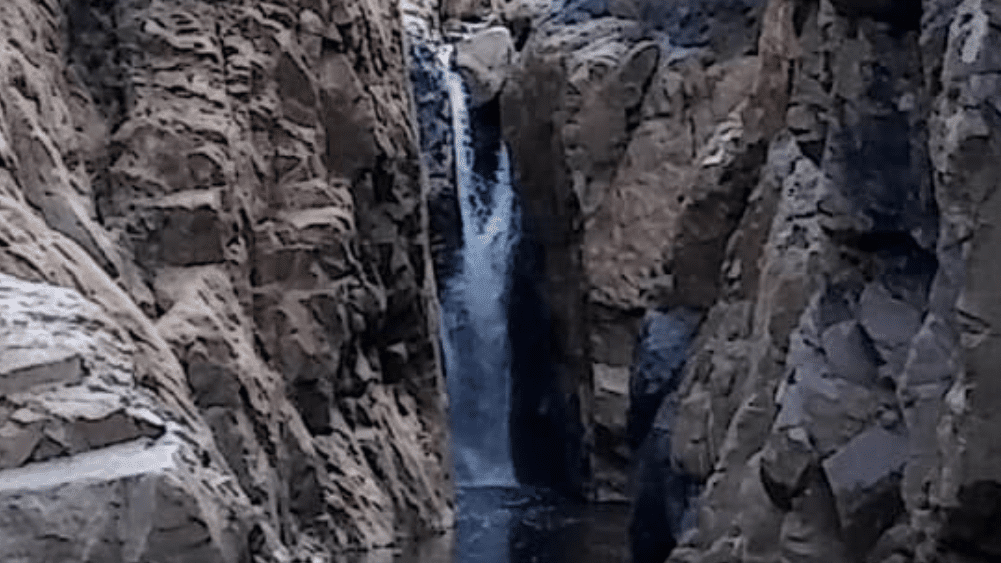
xmin=456 ymin=27 xmax=516 ymax=107
xmin=822 ymin=426 xmax=908 ymax=555
xmin=820 ymin=321 xmax=880 ymax=386
xmin=0 ymin=438 xmax=249 ymax=563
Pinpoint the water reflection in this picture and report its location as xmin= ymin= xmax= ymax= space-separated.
xmin=334 ymin=487 xmax=630 ymax=563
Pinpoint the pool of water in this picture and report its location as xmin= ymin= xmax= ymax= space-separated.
xmin=335 ymin=487 xmax=631 ymax=563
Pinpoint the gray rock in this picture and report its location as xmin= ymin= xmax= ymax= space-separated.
xmin=822 ymin=426 xmax=908 ymax=555
xmin=760 ymin=427 xmax=816 ymax=510
xmin=899 ymin=315 xmax=958 ymax=386
xmin=858 ymin=282 xmax=923 ymax=349
xmin=0 ymin=350 xmax=83 ymax=396
xmin=821 ymin=321 xmax=880 ymax=386
xmin=0 ymin=438 xmax=249 ymax=563
xmin=456 ymin=27 xmax=515 ymax=107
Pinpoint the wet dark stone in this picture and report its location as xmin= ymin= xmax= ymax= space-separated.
xmin=508 ymin=234 xmax=590 ymax=499
xmin=409 ymin=40 xmax=462 ymax=283
xmin=626 ymin=309 xmax=702 ymax=563
xmin=629 ymin=426 xmax=697 ymax=563
xmin=626 ymin=308 xmax=702 ymax=450
xmin=941 ymin=481 xmax=1001 ymax=558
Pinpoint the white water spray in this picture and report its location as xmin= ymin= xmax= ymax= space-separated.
xmin=438 ymin=46 xmax=520 ymax=488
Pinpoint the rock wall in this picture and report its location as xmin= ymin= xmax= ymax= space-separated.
xmin=499 ymin=0 xmax=1001 ymax=561
xmin=499 ymin=0 xmax=768 ymax=501
xmin=0 ymin=0 xmax=453 ymax=560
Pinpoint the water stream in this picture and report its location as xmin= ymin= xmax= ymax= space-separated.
xmin=402 ymin=39 xmax=631 ymax=563
xmin=336 ymin=486 xmax=631 ymax=563
xmin=437 ymin=45 xmax=519 ymax=488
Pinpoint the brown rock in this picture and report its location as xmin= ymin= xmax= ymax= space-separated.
xmin=0 ymin=0 xmax=452 ymax=558
xmin=0 ymin=438 xmax=250 ymax=563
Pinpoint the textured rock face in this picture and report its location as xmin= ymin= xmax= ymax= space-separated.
xmin=0 ymin=0 xmax=452 ymax=560
xmin=668 ymin=0 xmax=1000 ymax=561
xmin=500 ymin=0 xmax=769 ymax=501
xmin=501 ymin=0 xmax=1001 ymax=560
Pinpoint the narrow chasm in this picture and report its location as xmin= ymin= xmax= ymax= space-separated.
xmin=406 ymin=17 xmax=634 ymax=563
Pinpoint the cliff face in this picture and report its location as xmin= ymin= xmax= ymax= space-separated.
xmin=0 ymin=0 xmax=452 ymax=560
xmin=500 ymin=0 xmax=1001 ymax=560
xmin=666 ymin=1 xmax=1001 ymax=561
xmin=500 ymin=0 xmax=770 ymax=502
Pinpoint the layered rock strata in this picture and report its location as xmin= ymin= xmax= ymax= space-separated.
xmin=0 ymin=0 xmax=453 ymax=560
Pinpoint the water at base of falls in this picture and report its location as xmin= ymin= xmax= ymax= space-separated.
xmin=437 ymin=45 xmax=519 ymax=488
xmin=333 ymin=485 xmax=632 ymax=563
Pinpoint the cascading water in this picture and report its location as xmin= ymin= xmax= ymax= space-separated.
xmin=402 ymin=30 xmax=633 ymax=563
xmin=436 ymin=46 xmax=520 ymax=488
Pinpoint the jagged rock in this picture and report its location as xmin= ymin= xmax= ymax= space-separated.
xmin=502 ymin=1 xmax=774 ymax=500
xmin=627 ymin=309 xmax=703 ymax=558
xmin=820 ymin=321 xmax=880 ymax=386
xmin=627 ymin=308 xmax=703 ymax=449
xmin=760 ymin=427 xmax=816 ymax=510
xmin=0 ymin=350 xmax=84 ymax=396
xmin=0 ymin=272 xmax=255 ymax=562
xmin=0 ymin=0 xmax=452 ymax=559
xmin=585 ymin=55 xmax=761 ymax=311
xmin=0 ymin=438 xmax=249 ymax=563
xmin=735 ymin=452 xmax=786 ymax=562
xmin=859 ymin=282 xmax=923 ymax=383
xmin=859 ymin=282 xmax=923 ymax=349
xmin=778 ymin=465 xmax=852 ymax=563
xmin=490 ymin=0 xmax=1001 ymax=561
xmin=822 ymin=426 xmax=908 ymax=555
xmin=592 ymin=362 xmax=630 ymax=500
xmin=866 ymin=523 xmax=916 ymax=563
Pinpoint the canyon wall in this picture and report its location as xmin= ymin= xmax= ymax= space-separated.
xmin=497 ymin=0 xmax=1001 ymax=561
xmin=0 ymin=0 xmax=453 ymax=561
xmin=499 ymin=0 xmax=770 ymax=502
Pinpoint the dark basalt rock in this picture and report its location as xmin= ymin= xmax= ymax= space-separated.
xmin=940 ymin=481 xmax=1001 ymax=558
xmin=829 ymin=0 xmax=922 ymax=32
xmin=626 ymin=308 xmax=702 ymax=450
xmin=626 ymin=309 xmax=702 ymax=563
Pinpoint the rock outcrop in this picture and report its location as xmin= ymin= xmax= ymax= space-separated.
xmin=500 ymin=0 xmax=769 ymax=502
xmin=0 ymin=0 xmax=452 ymax=560
xmin=498 ymin=0 xmax=1001 ymax=560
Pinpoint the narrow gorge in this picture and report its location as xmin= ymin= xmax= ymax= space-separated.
xmin=1 ymin=0 xmax=1000 ymax=562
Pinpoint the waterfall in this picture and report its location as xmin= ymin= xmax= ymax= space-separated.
xmin=437 ymin=46 xmax=520 ymax=488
